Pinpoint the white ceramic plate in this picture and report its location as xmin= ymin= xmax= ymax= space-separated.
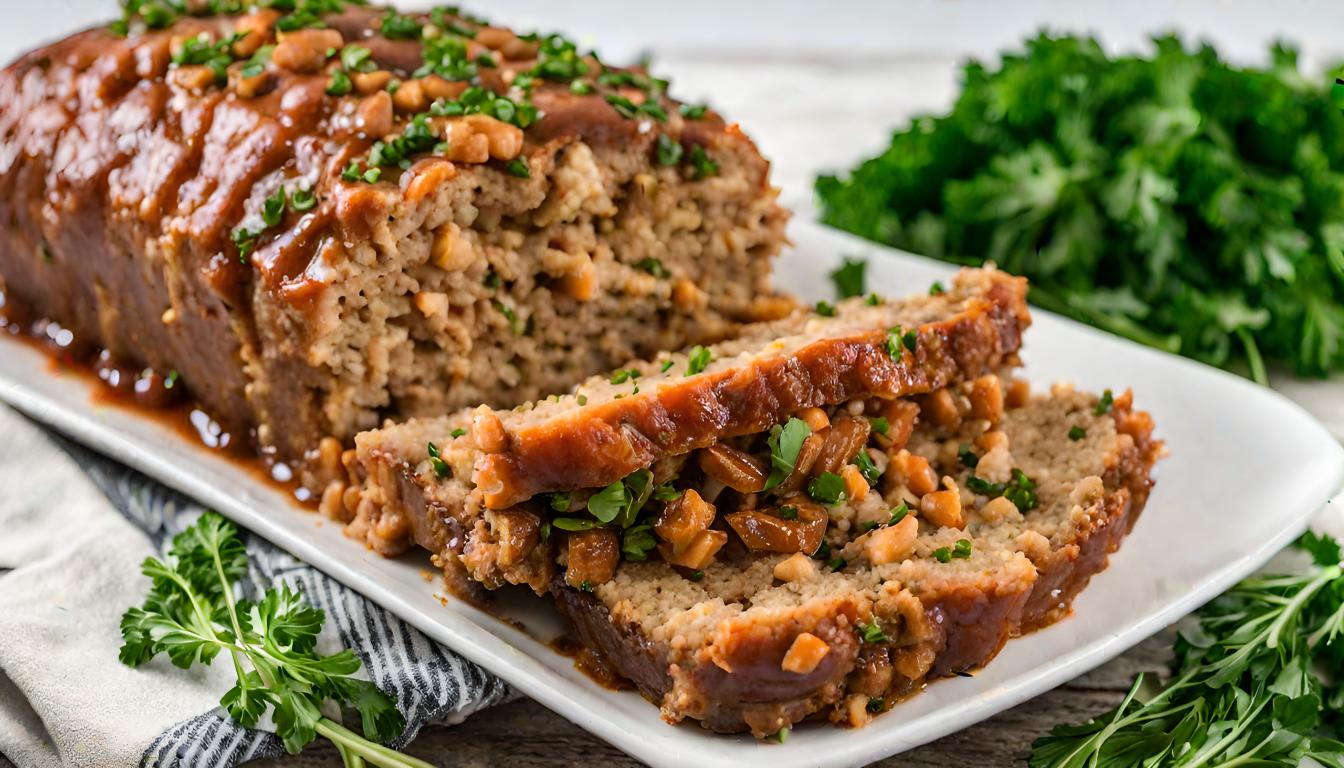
xmin=2 ymin=220 xmax=1342 ymax=768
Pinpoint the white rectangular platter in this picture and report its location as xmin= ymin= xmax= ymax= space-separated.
xmin=2 ymin=219 xmax=1342 ymax=768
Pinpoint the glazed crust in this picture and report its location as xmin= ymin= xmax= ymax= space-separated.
xmin=475 ymin=273 xmax=1030 ymax=509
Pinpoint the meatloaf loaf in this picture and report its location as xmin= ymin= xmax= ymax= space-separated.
xmin=342 ymin=266 xmax=1161 ymax=735
xmin=0 ymin=2 xmax=787 ymax=485
xmin=341 ymin=267 xmax=1030 ymax=595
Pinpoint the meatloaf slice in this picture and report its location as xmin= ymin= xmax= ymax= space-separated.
xmin=341 ymin=267 xmax=1030 ymax=593
xmin=552 ymin=385 xmax=1161 ymax=736
xmin=0 ymin=3 xmax=787 ymax=488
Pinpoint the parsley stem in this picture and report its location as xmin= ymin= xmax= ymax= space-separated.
xmin=1235 ymin=327 xmax=1267 ymax=387
xmin=1264 ymin=564 xmax=1339 ymax=649
xmin=315 ymin=719 xmax=435 ymax=768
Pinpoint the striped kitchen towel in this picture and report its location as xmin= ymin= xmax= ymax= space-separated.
xmin=0 ymin=405 xmax=512 ymax=768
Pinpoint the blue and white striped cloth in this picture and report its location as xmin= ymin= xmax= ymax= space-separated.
xmin=0 ymin=407 xmax=511 ymax=768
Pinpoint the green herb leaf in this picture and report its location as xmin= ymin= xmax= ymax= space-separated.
xmin=1095 ymin=389 xmax=1114 ymax=415
xmin=117 ymin=512 xmax=420 ymax=764
xmin=807 ymin=471 xmax=847 ymax=506
xmin=656 ymin=133 xmax=684 ymax=166
xmin=1067 ymin=425 xmax=1086 ymax=441
xmin=830 ymin=257 xmax=867 ymax=298
xmin=763 ymin=418 xmax=811 ymax=492
xmin=856 ymin=621 xmax=890 ymax=644
xmin=815 ymin=301 xmax=836 ymax=317
xmin=868 ymin=416 xmax=889 ymax=435
xmin=686 ymin=345 xmax=713 ymax=376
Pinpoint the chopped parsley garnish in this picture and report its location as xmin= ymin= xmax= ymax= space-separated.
xmin=659 ymin=360 xmax=675 ymax=374
xmin=655 ymin=133 xmax=684 ymax=166
xmin=636 ymin=258 xmax=670 ymax=278
xmin=326 ymin=70 xmax=352 ymax=96
xmin=531 ymin=33 xmax=589 ymax=81
xmin=163 ymin=370 xmax=180 ymax=389
xmin=830 ymin=257 xmax=867 ymax=298
xmin=929 ymin=281 xmax=945 ymax=295
xmin=865 ymin=293 xmax=883 ymax=306
xmin=603 ymin=92 xmax=667 ymax=122
xmin=679 ymin=103 xmax=708 ymax=120
xmin=958 ymin=444 xmax=979 ymax=469
xmin=853 ymin=449 xmax=881 ymax=485
xmin=610 ymin=368 xmax=640 ymax=385
xmin=578 ymin=580 xmax=594 ymax=593
xmin=621 ymin=523 xmax=656 ymax=562
xmin=933 ymin=539 xmax=973 ymax=562
xmin=688 ymin=569 xmax=705 ymax=581
xmin=505 ymin=158 xmax=531 ymax=178
xmin=576 ymin=395 xmax=588 ymax=405
xmin=493 ymin=300 xmax=525 ymax=335
xmin=426 ymin=441 xmax=449 ymax=478
xmin=289 ymin=187 xmax=316 ymax=212
xmin=232 ymin=227 xmax=260 ymax=263
xmin=551 ymin=517 xmax=603 ymax=531
xmin=814 ymin=301 xmax=837 ymax=317
xmin=578 ymin=469 xmax=656 ymax=530
xmin=171 ymin=32 xmax=242 ymax=87
xmin=827 ymin=556 xmax=847 ymax=572
xmin=856 ymin=621 xmax=890 ymax=644
xmin=569 ymin=79 xmax=594 ymax=95
xmin=688 ymin=145 xmax=718 ymax=179
xmin=860 ymin=520 xmax=879 ymax=532
xmin=968 ymin=469 xmax=1038 ymax=512
xmin=686 ymin=345 xmax=712 ymax=376
xmin=868 ymin=416 xmax=889 ymax=436
xmin=763 ymin=417 xmax=811 ymax=492
xmin=885 ymin=327 xmax=918 ymax=358
xmin=239 ymin=45 xmax=273 ymax=79
xmin=417 ymin=33 xmax=476 ymax=80
xmin=807 ymin=472 xmax=847 ymax=506
xmin=428 ymin=86 xmax=538 ymax=128
xmin=450 ymin=428 xmax=467 ymax=438
xmin=777 ymin=505 xmax=799 ymax=520
xmin=548 ymin=492 xmax=572 ymax=512
xmin=771 ymin=727 xmax=789 ymax=744
xmin=813 ymin=541 xmax=831 ymax=561
xmin=867 ymin=697 xmax=886 ymax=713
xmin=888 ymin=502 xmax=909 ymax=526
xmin=1068 ymin=425 xmax=1087 ymax=441
xmin=340 ymin=45 xmax=375 ymax=73
xmin=651 ymin=483 xmax=681 ymax=502
xmin=1095 ymin=388 xmax=1114 ymax=415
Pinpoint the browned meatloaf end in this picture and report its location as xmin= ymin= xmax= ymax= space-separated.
xmin=342 ymin=267 xmax=1030 ymax=591
xmin=552 ymin=386 xmax=1161 ymax=736
xmin=0 ymin=3 xmax=788 ymax=486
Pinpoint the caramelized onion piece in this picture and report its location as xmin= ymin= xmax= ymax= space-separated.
xmin=492 ymin=507 xmax=541 ymax=568
xmin=726 ymin=499 xmax=827 ymax=554
xmin=565 ymin=528 xmax=619 ymax=588
xmin=813 ymin=414 xmax=871 ymax=476
xmin=878 ymin=399 xmax=920 ymax=453
xmin=658 ymin=529 xmax=727 ymax=570
xmin=697 ymin=443 xmax=769 ymax=493
xmin=653 ymin=488 xmax=716 ymax=553
xmin=775 ymin=433 xmax=824 ymax=495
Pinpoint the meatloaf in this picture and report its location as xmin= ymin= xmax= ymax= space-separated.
xmin=0 ymin=2 xmax=787 ymax=486
xmin=341 ymin=267 xmax=1031 ymax=595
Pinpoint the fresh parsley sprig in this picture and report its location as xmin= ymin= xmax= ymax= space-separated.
xmin=817 ymin=35 xmax=1344 ymax=383
xmin=118 ymin=513 xmax=431 ymax=768
xmin=1031 ymin=531 xmax=1344 ymax=767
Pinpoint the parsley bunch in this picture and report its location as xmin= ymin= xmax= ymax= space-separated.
xmin=119 ymin=513 xmax=431 ymax=768
xmin=1031 ymin=532 xmax=1344 ymax=767
xmin=817 ymin=35 xmax=1344 ymax=383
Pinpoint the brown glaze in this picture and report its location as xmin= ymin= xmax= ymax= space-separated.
xmin=0 ymin=4 xmax=743 ymax=480
xmin=0 ymin=316 xmax=318 ymax=507
xmin=475 ymin=275 xmax=1031 ymax=509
